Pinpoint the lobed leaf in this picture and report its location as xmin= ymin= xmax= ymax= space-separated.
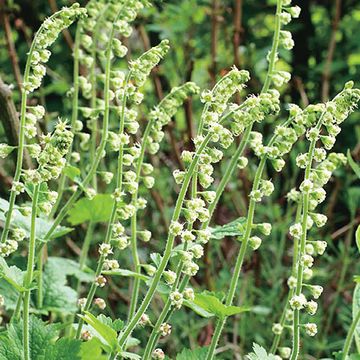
xmin=67 ymin=194 xmax=115 ymax=225
xmin=78 ymin=312 xmax=119 ymax=352
xmin=184 ymin=291 xmax=250 ymax=318
xmin=210 ymin=217 xmax=247 ymax=240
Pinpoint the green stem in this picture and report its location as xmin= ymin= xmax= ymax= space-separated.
xmin=79 ymin=222 xmax=95 ymax=270
xmin=50 ymin=23 xmax=81 ymax=217
xmin=128 ymin=119 xmax=153 ymax=320
xmin=206 ymin=112 xmax=292 ymax=359
xmin=75 ymin=58 xmax=131 ymax=339
xmin=206 ymin=157 xmax=266 ymax=359
xmin=142 ymin=230 xmax=192 ymax=359
xmin=270 ymin=205 xmax=302 ymax=354
xmin=23 ymin=184 xmax=40 ymax=360
xmin=12 ymin=294 xmax=22 ymax=322
xmin=36 ymin=250 xmax=43 ymax=309
xmin=290 ymin=115 xmax=324 ymax=360
xmin=342 ymin=310 xmax=360 ymax=360
xmin=118 ymin=132 xmax=213 ymax=348
xmin=0 ymin=26 xmax=38 ymax=243
xmin=37 ymin=7 xmax=123 ymax=250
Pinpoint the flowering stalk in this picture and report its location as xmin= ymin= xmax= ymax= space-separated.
xmin=270 ymin=205 xmax=302 ymax=354
xmin=35 ymin=1 xmax=142 ymax=251
xmin=74 ymin=1 xmax=138 ymax=338
xmin=75 ymin=9 xmax=171 ymax=339
xmin=288 ymin=84 xmax=360 ymax=359
xmin=117 ymin=131 xmax=213 ymax=348
xmin=0 ymin=4 xmax=86 ymax=245
xmin=22 ymin=184 xmax=39 ymax=360
xmin=21 ymin=120 xmax=74 ymax=360
xmin=50 ymin=24 xmax=81 ymax=217
xmin=206 ymin=111 xmax=300 ymax=359
xmin=142 ymin=87 xmax=282 ymax=357
xmin=341 ymin=309 xmax=360 ymax=360
xmin=118 ymin=73 xmax=246 ymax=344
xmin=128 ymin=83 xmax=200 ymax=319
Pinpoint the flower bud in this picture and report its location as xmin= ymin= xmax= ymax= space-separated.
xmin=94 ymin=298 xmax=106 ymax=310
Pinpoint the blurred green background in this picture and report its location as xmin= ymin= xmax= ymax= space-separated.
xmin=1 ymin=1 xmax=360 ymax=359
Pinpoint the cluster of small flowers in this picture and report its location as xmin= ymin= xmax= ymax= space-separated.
xmin=269 ymin=0 xmax=301 ymax=89
xmin=160 ymin=70 xmax=268 ymax=309
xmin=152 ymin=348 xmax=165 ymax=360
xmin=273 ymin=83 xmax=360 ymax=343
xmin=23 ymin=4 xmax=86 ymax=94
xmin=249 ymin=104 xmax=301 ymax=168
xmin=2 ymin=121 xmax=73 ymax=256
xmin=72 ymin=0 xmax=148 ymax=164
xmin=0 ymin=227 xmax=26 ymax=257
xmin=107 ymin=83 xmax=199 ymax=255
xmin=130 ymin=39 xmax=170 ymax=87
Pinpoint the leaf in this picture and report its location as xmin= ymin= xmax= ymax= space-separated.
xmin=353 ymin=284 xmax=360 ymax=350
xmin=183 ymin=299 xmax=214 ymax=318
xmin=0 ymin=316 xmax=59 ymax=360
xmin=175 ymin=347 xmax=208 ymax=360
xmin=119 ymin=352 xmax=141 ymax=360
xmin=186 ymin=292 xmax=251 ymax=319
xmin=43 ymin=338 xmax=82 ymax=360
xmin=97 ymin=314 xmax=124 ymax=332
xmin=46 ymin=257 xmax=94 ymax=282
xmin=150 ymin=253 xmax=162 ymax=267
xmin=347 ymin=188 xmax=360 ymax=218
xmin=0 ymin=257 xmax=26 ymax=292
xmin=80 ymin=338 xmax=108 ymax=360
xmin=63 ymin=165 xmax=82 ymax=182
xmin=67 ymin=194 xmax=115 ymax=225
xmin=42 ymin=257 xmax=94 ymax=313
xmin=78 ymin=312 xmax=119 ymax=352
xmin=102 ymin=269 xmax=148 ymax=281
xmin=25 ymin=182 xmax=50 ymax=203
xmin=210 ymin=217 xmax=247 ymax=240
xmin=356 ymin=225 xmax=360 ymax=254
xmin=348 ymin=150 xmax=360 ymax=179
xmin=0 ymin=198 xmax=72 ymax=242
xmin=246 ymin=343 xmax=278 ymax=360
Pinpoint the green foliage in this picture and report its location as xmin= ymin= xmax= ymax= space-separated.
xmin=42 ymin=257 xmax=93 ymax=313
xmin=0 ymin=316 xmax=82 ymax=360
xmin=0 ymin=198 xmax=72 ymax=241
xmin=67 ymin=194 xmax=115 ymax=225
xmin=78 ymin=312 xmax=119 ymax=353
xmin=210 ymin=217 xmax=246 ymax=240
xmin=184 ymin=291 xmax=251 ymax=319
xmin=0 ymin=0 xmax=359 ymax=359
xmin=246 ymin=343 xmax=278 ymax=360
xmin=175 ymin=347 xmax=208 ymax=359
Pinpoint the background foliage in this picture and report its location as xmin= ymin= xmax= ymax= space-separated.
xmin=0 ymin=0 xmax=360 ymax=359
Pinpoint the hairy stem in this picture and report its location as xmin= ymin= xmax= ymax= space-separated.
xmin=128 ymin=119 xmax=153 ymax=320
xmin=23 ymin=184 xmax=40 ymax=360
xmin=118 ymin=132 xmax=213 ymax=348
xmin=290 ymin=115 xmax=324 ymax=360
xmin=342 ymin=309 xmax=360 ymax=360
xmin=50 ymin=23 xmax=81 ymax=217
xmin=270 ymin=205 xmax=302 ymax=354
